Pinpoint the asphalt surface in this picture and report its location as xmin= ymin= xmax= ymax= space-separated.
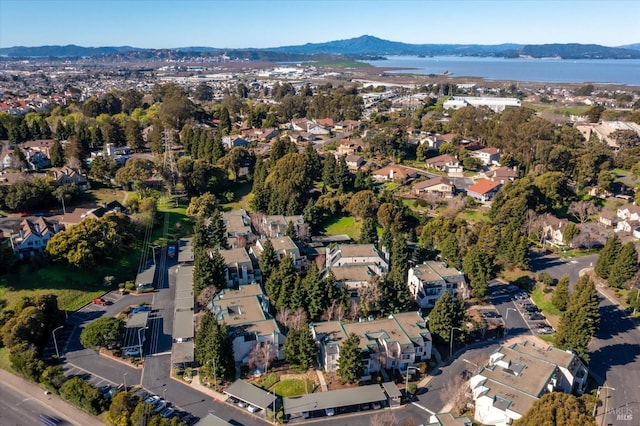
xmin=0 ymin=385 xmax=68 ymax=426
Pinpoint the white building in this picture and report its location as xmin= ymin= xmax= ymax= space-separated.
xmin=444 ymin=96 xmax=521 ymax=113
xmin=408 ymin=261 xmax=468 ymax=308
xmin=326 ymin=244 xmax=389 ymax=273
xmin=251 ymin=236 xmax=303 ymax=270
xmin=470 ymin=341 xmax=588 ymax=426
xmin=219 ymin=247 xmax=258 ymax=287
xmin=209 ymin=284 xmax=285 ymax=364
xmin=10 ymin=217 xmax=60 ymax=258
xmin=311 ymin=312 xmax=432 ymax=380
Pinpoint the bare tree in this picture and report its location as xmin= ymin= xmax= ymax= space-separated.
xmin=196 ymin=285 xmax=218 ymax=308
xmin=359 ymin=276 xmax=382 ymax=316
xmin=568 ymin=200 xmax=598 ymax=224
xmin=249 ymin=212 xmax=266 ymax=236
xmin=297 ymin=223 xmax=312 ymax=242
xmin=348 ymin=300 xmax=362 ymax=321
xmin=276 ymin=308 xmax=292 ymax=330
xmin=290 ymin=307 xmax=308 ymax=331
xmin=248 ymin=341 xmax=275 ymax=374
xmin=370 ymin=411 xmax=397 ymax=426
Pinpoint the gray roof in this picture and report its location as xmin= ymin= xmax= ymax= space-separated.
xmin=224 ymin=380 xmax=274 ymax=410
xmin=382 ymin=381 xmax=402 ymax=398
xmin=126 ymin=312 xmax=149 ymax=329
xmin=171 ymin=341 xmax=194 ymax=364
xmin=178 ymin=238 xmax=194 ymax=263
xmin=173 ymin=310 xmax=194 ymax=339
xmin=136 ymin=264 xmax=156 ymax=286
xmin=194 ymin=413 xmax=230 ymax=426
xmin=283 ymin=384 xmax=386 ymax=415
xmin=175 ymin=296 xmax=194 ymax=311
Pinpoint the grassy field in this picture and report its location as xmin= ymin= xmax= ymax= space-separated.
xmin=270 ymin=379 xmax=316 ymax=397
xmin=323 ymin=216 xmax=360 ymax=239
xmin=222 ymin=181 xmax=253 ymax=212
xmin=461 ymin=210 xmax=487 ymax=222
xmin=531 ymin=284 xmax=561 ymax=316
xmin=152 ymin=197 xmax=192 ymax=245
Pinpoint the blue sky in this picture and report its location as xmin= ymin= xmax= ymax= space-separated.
xmin=1 ymin=0 xmax=638 ymax=48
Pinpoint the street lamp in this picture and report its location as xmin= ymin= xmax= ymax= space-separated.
xmin=52 ymin=325 xmax=64 ymax=359
xmin=405 ymin=365 xmax=419 ymax=398
xmin=593 ymin=385 xmax=615 ymax=418
xmin=163 ymin=387 xmax=167 ymax=401
xmin=504 ymin=308 xmax=517 ymax=336
xmin=151 ymin=245 xmax=160 ymax=265
xmin=210 ymin=358 xmax=217 ymax=392
xmin=450 ymin=327 xmax=462 ymax=359
xmin=123 ymin=372 xmax=128 ymax=391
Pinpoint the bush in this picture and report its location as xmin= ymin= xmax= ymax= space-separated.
xmin=543 ymin=286 xmax=553 ymax=294
xmin=407 ymin=383 xmax=418 ymax=395
xmin=537 ymin=272 xmax=556 ymax=286
xmin=60 ymin=376 xmax=105 ymax=415
xmin=124 ymin=281 xmax=136 ymax=291
xmin=260 ymin=373 xmax=280 ymax=390
xmin=416 ymin=362 xmax=427 ymax=374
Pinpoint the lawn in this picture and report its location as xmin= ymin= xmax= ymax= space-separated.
xmin=270 ymin=379 xmax=316 ymax=397
xmin=222 ymin=181 xmax=253 ymax=212
xmin=151 ymin=197 xmax=193 ymax=245
xmin=530 ymin=284 xmax=561 ymax=316
xmin=461 ymin=210 xmax=487 ymax=222
xmin=323 ymin=216 xmax=360 ymax=240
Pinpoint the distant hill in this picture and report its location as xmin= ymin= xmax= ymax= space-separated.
xmin=2 ymin=36 xmax=639 ymax=59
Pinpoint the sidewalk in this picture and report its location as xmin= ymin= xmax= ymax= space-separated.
xmin=0 ymin=369 xmax=102 ymax=426
xmin=418 ymin=346 xmax=443 ymax=388
xmin=315 ymin=369 xmax=328 ymax=392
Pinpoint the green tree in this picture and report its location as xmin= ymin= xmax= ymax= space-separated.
xmin=594 ymin=234 xmax=621 ymax=279
xmin=552 ymin=275 xmax=570 ymax=311
xmin=337 ymin=333 xmax=363 ymax=384
xmin=192 ymin=248 xmax=227 ymax=295
xmin=195 ymin=311 xmax=236 ymax=382
xmin=9 ymin=343 xmax=45 ymax=382
xmin=514 ymin=392 xmax=596 ymax=426
xmin=427 ymin=291 xmax=466 ymax=343
xmin=346 ymin=190 xmax=378 ymax=221
xmin=463 ymin=245 xmax=493 ymax=300
xmin=304 ymin=262 xmax=326 ymax=320
xmin=80 ymin=317 xmax=125 ymax=350
xmin=608 ymin=242 xmax=639 ymax=288
xmin=60 ymin=377 xmax=105 ymax=415
xmin=563 ymin=222 xmax=580 ymax=245
xmin=40 ymin=365 xmax=66 ymax=394
xmin=284 ymin=324 xmax=317 ymax=370
xmin=597 ymin=169 xmax=615 ymax=193
xmin=49 ymin=139 xmax=65 ymax=167
xmin=359 ymin=217 xmax=379 ymax=245
xmin=258 ymin=239 xmax=278 ymax=284
xmin=108 ymin=390 xmax=135 ymax=425
xmin=129 ymin=400 xmax=153 ymax=426
xmin=186 ymin=193 xmax=219 ymax=221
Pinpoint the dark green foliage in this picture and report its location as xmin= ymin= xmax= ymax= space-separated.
xmin=9 ymin=343 xmax=45 ymax=382
xmin=129 ymin=400 xmax=153 ymax=426
xmin=258 ymin=239 xmax=278 ymax=284
xmin=40 ymin=365 xmax=67 ymax=394
xmin=195 ymin=312 xmax=236 ymax=382
xmin=303 ymin=263 xmax=325 ymax=320
xmin=0 ymin=176 xmax=55 ymax=212
xmin=80 ymin=317 xmax=125 ymax=350
xmin=284 ymin=324 xmax=317 ymax=370
xmin=274 ymin=256 xmax=299 ymax=310
xmin=427 ymin=292 xmax=466 ymax=343
xmin=463 ymin=245 xmax=493 ymax=300
xmin=555 ymin=275 xmax=600 ymax=362
xmin=563 ymin=222 xmax=580 ymax=244
xmin=1 ymin=306 xmax=46 ymax=348
xmin=594 ymin=234 xmax=621 ymax=279
xmin=608 ymin=242 xmax=639 ymax=288
xmin=50 ymin=140 xmax=64 ymax=167
xmin=552 ymin=275 xmax=570 ymax=311
xmin=60 ymin=376 xmax=105 ymax=415
xmin=337 ymin=333 xmax=363 ymax=384
xmin=358 ymin=217 xmax=379 ymax=245
xmin=514 ymin=392 xmax=596 ymax=426
xmin=192 ymin=248 xmax=227 ymax=296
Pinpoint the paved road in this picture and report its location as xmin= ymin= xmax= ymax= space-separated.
xmin=529 ymin=251 xmax=598 ymax=286
xmin=0 ymin=385 xmax=67 ymax=426
xmin=589 ymin=290 xmax=640 ymax=426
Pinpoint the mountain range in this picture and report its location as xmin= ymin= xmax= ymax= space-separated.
xmin=1 ymin=35 xmax=639 ymax=60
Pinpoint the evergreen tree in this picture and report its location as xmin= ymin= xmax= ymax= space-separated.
xmin=594 ymin=234 xmax=621 ymax=279
xmin=284 ymin=324 xmax=317 ymax=370
xmin=304 ymin=263 xmax=326 ymax=320
xmin=462 ymin=245 xmax=492 ymax=300
xmin=380 ymin=227 xmax=393 ymax=253
xmin=322 ymin=270 xmax=340 ymax=304
xmin=284 ymin=328 xmax=301 ymax=366
xmin=49 ymin=140 xmax=65 ymax=167
xmin=272 ymin=256 xmax=298 ymax=310
xmin=193 ymin=248 xmax=227 ymax=295
xmin=195 ymin=312 xmax=236 ymax=382
xmin=322 ymin=154 xmax=337 ymax=187
xmin=208 ymin=209 xmax=228 ymax=249
xmin=358 ymin=217 xmax=378 ymax=245
xmin=219 ymin=106 xmax=232 ymax=135
xmin=513 ymin=392 xmax=596 ymax=426
xmin=285 ymin=220 xmax=297 ymax=240
xmin=302 ymin=143 xmax=322 ymax=182
xmin=608 ymin=242 xmax=638 ymax=288
xmin=428 ymin=291 xmax=466 ymax=343
xmin=259 ymin=239 xmax=278 ymax=283
xmin=337 ymin=333 xmax=363 ymax=384
xmin=552 ymin=275 xmax=570 ymax=311
xmin=288 ymin=276 xmax=306 ymax=312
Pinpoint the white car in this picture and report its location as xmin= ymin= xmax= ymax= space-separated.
xmin=301 ymin=411 xmax=309 ymax=419
xmin=325 ymin=408 xmax=335 ymax=416
xmin=247 ymin=405 xmax=259 ymax=413
xmin=124 ymin=347 xmax=141 ymax=357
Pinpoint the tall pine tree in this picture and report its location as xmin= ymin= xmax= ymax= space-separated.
xmin=337 ymin=333 xmax=363 ymax=384
xmin=608 ymin=242 xmax=638 ymax=288
xmin=594 ymin=234 xmax=621 ymax=279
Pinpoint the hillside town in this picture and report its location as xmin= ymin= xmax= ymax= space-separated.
xmin=0 ymin=51 xmax=639 ymax=426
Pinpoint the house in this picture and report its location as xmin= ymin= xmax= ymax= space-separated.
xmin=472 ymin=147 xmax=501 ymax=166
xmin=222 ymin=209 xmax=255 ymax=248
xmin=258 ymin=214 xmax=304 ymax=239
xmin=315 ymin=118 xmax=335 ymax=128
xmin=209 ymin=284 xmax=285 ymax=364
xmin=422 ymin=133 xmax=457 ymax=150
xmin=307 ymin=122 xmax=330 ymax=135
xmin=617 ymin=205 xmax=640 ymax=222
xmin=344 ymin=154 xmax=365 ymax=171
xmin=542 ymin=214 xmax=571 ymax=246
xmin=408 ymin=261 xmax=469 ymax=308
xmin=412 ymin=176 xmax=455 ymax=198
xmin=48 ymin=166 xmax=89 ymax=190
xmin=222 ymin=136 xmax=249 ymax=149
xmin=240 ymin=127 xmax=279 ymax=142
xmin=10 ymin=217 xmax=60 ymax=258
xmin=599 ymin=210 xmax=618 ymax=227
xmin=371 ymin=164 xmax=418 ymax=183
xmin=311 ymin=312 xmax=432 ymax=379
xmin=334 ymin=120 xmax=362 ymax=132
xmin=218 ymin=247 xmax=259 ymax=287
xmin=425 ymin=154 xmax=463 ymax=174
xmin=337 ymin=138 xmax=368 ymax=156
xmin=470 ymin=341 xmax=588 ymax=426
xmin=25 ymin=150 xmax=50 ymax=170
xmin=251 ymin=236 xmax=303 ymax=270
xmin=443 ymin=96 xmax=521 ymax=113
xmin=484 ymin=166 xmax=518 ymax=183
xmin=326 ymin=244 xmax=389 ymax=274
xmin=466 ymin=179 xmax=502 ymax=204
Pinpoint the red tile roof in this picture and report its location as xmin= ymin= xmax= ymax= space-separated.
xmin=468 ymin=179 xmax=501 ymax=195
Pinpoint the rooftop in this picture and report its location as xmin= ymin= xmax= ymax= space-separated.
xmin=283 ymin=384 xmax=386 ymax=414
xmin=220 ymin=247 xmax=252 ymax=265
xmin=467 ymin=179 xmax=501 ymax=195
xmin=475 ymin=378 xmax=539 ymax=416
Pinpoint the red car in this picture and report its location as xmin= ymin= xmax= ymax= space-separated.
xmin=92 ymin=297 xmax=107 ymax=306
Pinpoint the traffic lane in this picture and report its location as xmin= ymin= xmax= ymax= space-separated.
xmin=493 ymin=297 xmax=531 ymax=337
xmin=529 ymin=252 xmax=598 ymax=285
xmin=63 ymin=349 xmax=142 ymax=388
xmin=588 ymin=294 xmax=640 ymax=426
xmin=0 ymin=387 xmax=66 ymax=426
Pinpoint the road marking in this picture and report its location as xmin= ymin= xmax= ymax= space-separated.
xmin=411 ymin=402 xmax=435 ymax=414
xmin=147 ymin=351 xmax=172 ymax=357
xmin=65 ymin=363 xmax=117 ymax=386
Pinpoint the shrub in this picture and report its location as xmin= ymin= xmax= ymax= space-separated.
xmin=407 ymin=383 xmax=418 ymax=395
xmin=124 ymin=281 xmax=136 ymax=291
xmin=260 ymin=373 xmax=280 ymax=389
xmin=417 ymin=362 xmax=427 ymax=374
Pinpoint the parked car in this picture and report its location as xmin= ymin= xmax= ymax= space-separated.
xmin=181 ymin=415 xmax=198 ymax=426
xmin=132 ymin=305 xmax=150 ymax=314
xmin=98 ymin=385 xmax=112 ymax=394
xmin=161 ymin=407 xmax=176 ymax=418
xmin=325 ymin=408 xmax=335 ymax=416
xmin=152 ymin=400 xmax=167 ymax=414
xmin=145 ymin=395 xmax=160 ymax=405
xmin=372 ymin=402 xmax=382 ymax=410
xmin=537 ymin=327 xmax=555 ymax=334
xmin=92 ymin=297 xmax=107 ymax=306
xmin=482 ymin=311 xmax=502 ymax=318
xmin=247 ymin=405 xmax=259 ymax=413
xmin=528 ymin=313 xmax=545 ymax=320
xmin=124 ymin=347 xmax=141 ymax=357
xmin=525 ymin=305 xmax=540 ymax=313
xmin=301 ymin=411 xmax=310 ymax=419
